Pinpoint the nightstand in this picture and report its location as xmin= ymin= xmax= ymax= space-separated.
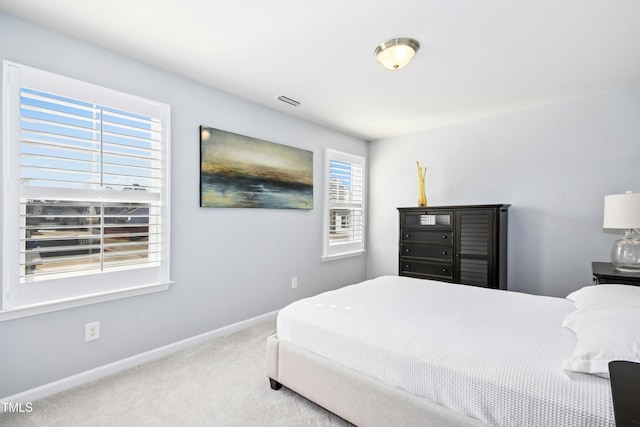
xmin=592 ymin=262 xmax=640 ymax=286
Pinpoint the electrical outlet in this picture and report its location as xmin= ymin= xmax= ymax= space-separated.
xmin=85 ymin=321 xmax=100 ymax=342
xmin=291 ymin=277 xmax=298 ymax=289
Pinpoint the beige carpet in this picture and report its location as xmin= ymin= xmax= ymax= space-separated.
xmin=0 ymin=320 xmax=352 ymax=426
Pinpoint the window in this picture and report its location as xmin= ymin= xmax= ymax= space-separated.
xmin=2 ymin=61 xmax=171 ymax=313
xmin=322 ymin=149 xmax=365 ymax=260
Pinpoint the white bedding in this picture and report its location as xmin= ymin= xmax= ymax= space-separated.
xmin=277 ymin=275 xmax=614 ymax=427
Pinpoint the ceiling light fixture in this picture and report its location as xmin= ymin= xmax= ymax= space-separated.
xmin=374 ymin=38 xmax=420 ymax=71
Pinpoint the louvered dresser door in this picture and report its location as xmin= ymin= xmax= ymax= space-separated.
xmin=456 ymin=210 xmax=494 ymax=287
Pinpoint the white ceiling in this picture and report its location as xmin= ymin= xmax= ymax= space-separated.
xmin=1 ymin=0 xmax=640 ymax=141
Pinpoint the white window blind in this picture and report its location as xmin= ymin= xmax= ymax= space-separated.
xmin=2 ymin=61 xmax=171 ymax=311
xmin=323 ymin=149 xmax=365 ymax=259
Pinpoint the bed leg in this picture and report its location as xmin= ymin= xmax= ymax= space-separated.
xmin=269 ymin=378 xmax=282 ymax=390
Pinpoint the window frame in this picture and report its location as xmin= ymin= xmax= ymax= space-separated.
xmin=1 ymin=61 xmax=172 ymax=319
xmin=322 ymin=148 xmax=366 ymax=261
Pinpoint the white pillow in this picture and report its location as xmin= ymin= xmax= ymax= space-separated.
xmin=566 ymin=284 xmax=640 ymax=310
xmin=562 ymin=305 xmax=640 ymax=378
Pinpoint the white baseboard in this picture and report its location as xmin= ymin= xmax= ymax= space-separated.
xmin=1 ymin=310 xmax=278 ymax=409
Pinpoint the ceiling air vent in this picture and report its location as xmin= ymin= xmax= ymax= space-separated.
xmin=276 ymin=95 xmax=302 ymax=107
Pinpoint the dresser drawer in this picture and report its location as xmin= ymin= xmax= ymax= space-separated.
xmin=402 ymin=210 xmax=453 ymax=228
xmin=400 ymin=259 xmax=454 ymax=280
xmin=400 ymin=230 xmax=453 ymax=243
xmin=400 ymin=244 xmax=453 ymax=262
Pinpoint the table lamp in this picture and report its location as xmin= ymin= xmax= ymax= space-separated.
xmin=603 ymin=191 xmax=640 ymax=271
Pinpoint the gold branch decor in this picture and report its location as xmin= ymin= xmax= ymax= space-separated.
xmin=416 ymin=161 xmax=427 ymax=207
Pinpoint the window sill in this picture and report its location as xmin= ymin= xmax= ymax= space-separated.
xmin=321 ymin=250 xmax=366 ymax=262
xmin=0 ymin=282 xmax=173 ymax=321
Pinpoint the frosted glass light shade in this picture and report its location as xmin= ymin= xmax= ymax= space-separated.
xmin=375 ymin=38 xmax=420 ymax=71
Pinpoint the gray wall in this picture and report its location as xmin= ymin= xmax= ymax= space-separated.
xmin=0 ymin=13 xmax=367 ymax=398
xmin=367 ymin=88 xmax=640 ymax=297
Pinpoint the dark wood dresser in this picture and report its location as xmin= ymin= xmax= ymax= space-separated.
xmin=398 ymin=205 xmax=509 ymax=289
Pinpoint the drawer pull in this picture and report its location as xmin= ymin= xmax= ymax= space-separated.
xmin=442 ymin=268 xmax=448 ymax=272
xmin=405 ymin=264 xmax=411 ymax=269
xmin=405 ymin=248 xmax=411 ymax=253
xmin=442 ymin=251 xmax=447 ymax=255
xmin=405 ymin=234 xmax=411 ymax=238
xmin=441 ymin=235 xmax=448 ymax=239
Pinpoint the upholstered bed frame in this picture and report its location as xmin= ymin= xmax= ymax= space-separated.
xmin=266 ymin=334 xmax=487 ymax=427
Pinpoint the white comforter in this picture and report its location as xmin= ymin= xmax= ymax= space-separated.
xmin=277 ymin=275 xmax=614 ymax=427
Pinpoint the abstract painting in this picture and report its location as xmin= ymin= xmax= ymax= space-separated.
xmin=200 ymin=126 xmax=313 ymax=209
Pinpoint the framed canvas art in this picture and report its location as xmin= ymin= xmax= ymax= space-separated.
xmin=200 ymin=126 xmax=313 ymax=209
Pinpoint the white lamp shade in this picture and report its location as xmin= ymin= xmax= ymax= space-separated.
xmin=603 ymin=192 xmax=640 ymax=229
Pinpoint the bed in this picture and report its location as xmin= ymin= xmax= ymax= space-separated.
xmin=267 ymin=275 xmax=640 ymax=426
